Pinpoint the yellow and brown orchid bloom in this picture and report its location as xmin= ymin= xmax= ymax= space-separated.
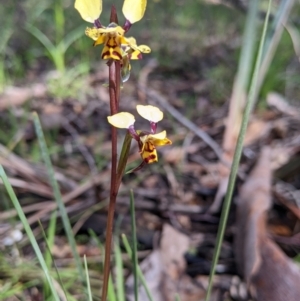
xmin=107 ymin=105 xmax=172 ymax=170
xmin=139 ymin=131 xmax=171 ymax=164
xmin=85 ymin=24 xmax=127 ymax=60
xmin=75 ymin=0 xmax=151 ymax=77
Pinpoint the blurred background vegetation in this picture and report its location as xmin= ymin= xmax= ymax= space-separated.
xmin=1 ymin=0 xmax=299 ymax=161
xmin=1 ymin=0 xmax=299 ymax=102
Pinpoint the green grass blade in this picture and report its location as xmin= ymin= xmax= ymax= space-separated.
xmin=121 ymin=234 xmax=154 ymax=301
xmin=116 ymin=132 xmax=132 ymax=188
xmin=175 ymin=293 xmax=181 ymax=301
xmin=205 ymin=1 xmax=273 ymax=300
xmin=84 ymin=255 xmax=93 ymax=301
xmin=0 ymin=165 xmax=60 ymax=301
xmin=88 ymin=229 xmax=117 ymax=301
xmin=129 ymin=190 xmax=138 ymax=301
xmin=58 ymin=26 xmax=85 ymax=53
xmin=0 ymin=27 xmax=13 ymax=91
xmin=107 ymin=273 xmax=117 ymax=301
xmin=32 ymin=112 xmax=85 ymax=286
xmin=25 ymin=23 xmax=65 ymax=72
xmin=220 ymin=0 xmax=258 ymax=154
xmin=45 ymin=210 xmax=58 ymax=268
xmin=54 ymin=0 xmax=65 ymax=44
xmin=235 ymin=0 xmax=258 ymax=95
xmin=0 ymin=280 xmax=40 ymax=299
xmin=25 ymin=23 xmax=55 ymax=57
xmin=39 ymin=219 xmax=68 ymax=300
xmin=256 ymin=0 xmax=295 ymax=97
xmin=114 ymin=239 xmax=125 ymax=301
xmin=43 ymin=210 xmax=57 ymax=298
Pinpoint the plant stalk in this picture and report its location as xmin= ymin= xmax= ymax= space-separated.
xmin=101 ymin=6 xmax=121 ymax=301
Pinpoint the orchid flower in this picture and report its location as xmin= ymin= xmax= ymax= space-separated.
xmin=107 ymin=105 xmax=172 ymax=170
xmin=75 ymin=0 xmax=151 ymax=82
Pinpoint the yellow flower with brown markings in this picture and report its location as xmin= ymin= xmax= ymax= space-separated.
xmin=140 ymin=131 xmax=172 ymax=164
xmin=75 ymin=0 xmax=150 ymax=65
xmin=107 ymin=105 xmax=172 ymax=167
xmin=85 ymin=23 xmax=127 ymax=60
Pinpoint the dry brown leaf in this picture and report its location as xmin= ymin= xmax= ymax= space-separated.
xmin=52 ymin=243 xmax=101 ymax=259
xmin=267 ymin=92 xmax=300 ymax=117
xmin=235 ymin=146 xmax=300 ymax=301
xmin=0 ymin=143 xmax=77 ymax=191
xmin=210 ymin=116 xmax=270 ymax=214
xmin=244 ymin=119 xmax=270 ymax=146
xmin=270 ymin=142 xmax=294 ymax=170
xmin=126 ymin=250 xmax=164 ymax=301
xmin=163 ymin=274 xmax=206 ymax=301
xmin=0 ymin=84 xmax=47 ymax=111
xmin=160 ymin=224 xmax=190 ymax=280
xmin=126 ymin=224 xmax=191 ymax=301
xmin=208 ymin=80 xmax=244 ymax=213
xmin=164 ymin=146 xmax=185 ymax=164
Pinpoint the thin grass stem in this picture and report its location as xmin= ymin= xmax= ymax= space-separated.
xmin=32 ymin=112 xmax=85 ymax=286
xmin=43 ymin=211 xmax=57 ymax=298
xmin=205 ymin=1 xmax=273 ymax=300
xmin=256 ymin=0 xmax=295 ymax=100
xmin=0 ymin=165 xmax=60 ymax=301
xmin=39 ymin=220 xmax=67 ymax=300
xmin=84 ymin=255 xmax=93 ymax=301
xmin=130 ymin=190 xmax=138 ymax=301
xmin=121 ymin=234 xmax=154 ymax=301
xmin=115 ymin=239 xmax=125 ymax=301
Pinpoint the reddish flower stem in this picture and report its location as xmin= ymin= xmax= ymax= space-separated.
xmin=101 ymin=6 xmax=121 ymax=301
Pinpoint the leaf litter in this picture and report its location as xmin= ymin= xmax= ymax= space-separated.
xmin=1 ymin=5 xmax=300 ymax=301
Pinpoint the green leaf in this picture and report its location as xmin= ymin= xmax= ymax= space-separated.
xmin=116 ymin=132 xmax=132 ymax=188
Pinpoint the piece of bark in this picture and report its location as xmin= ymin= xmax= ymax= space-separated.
xmin=235 ymin=147 xmax=300 ymax=301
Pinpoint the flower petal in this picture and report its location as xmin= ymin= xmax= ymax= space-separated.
xmin=75 ymin=0 xmax=102 ymax=23
xmin=138 ymin=45 xmax=151 ymax=53
xmin=107 ymin=112 xmax=135 ymax=128
xmin=85 ymin=27 xmax=102 ymax=41
xmin=125 ymin=37 xmax=151 ymax=53
xmin=152 ymin=137 xmax=172 ymax=146
xmin=142 ymin=131 xmax=172 ymax=146
xmin=148 ymin=130 xmax=166 ymax=140
xmin=136 ymin=105 xmax=163 ymax=123
xmin=122 ymin=0 xmax=147 ymax=24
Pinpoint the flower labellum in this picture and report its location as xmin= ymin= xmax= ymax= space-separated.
xmin=140 ymin=131 xmax=172 ymax=164
xmin=94 ymin=24 xmax=127 ymax=60
xmin=75 ymin=0 xmax=151 ymax=68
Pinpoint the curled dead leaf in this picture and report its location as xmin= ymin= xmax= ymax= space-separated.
xmin=235 ymin=147 xmax=300 ymax=301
